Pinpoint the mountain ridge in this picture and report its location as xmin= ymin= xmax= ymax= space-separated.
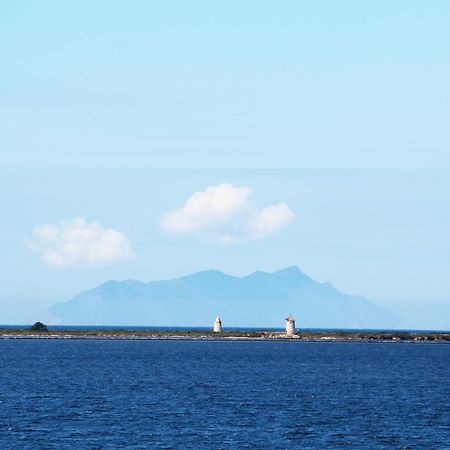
xmin=38 ymin=266 xmax=398 ymax=328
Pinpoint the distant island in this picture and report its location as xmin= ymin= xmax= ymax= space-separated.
xmin=36 ymin=266 xmax=398 ymax=329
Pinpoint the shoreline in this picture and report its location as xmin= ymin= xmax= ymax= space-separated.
xmin=1 ymin=329 xmax=449 ymax=343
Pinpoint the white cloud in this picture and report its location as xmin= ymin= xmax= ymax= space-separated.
xmin=248 ymin=203 xmax=294 ymax=239
xmin=161 ymin=183 xmax=294 ymax=243
xmin=29 ymin=218 xmax=133 ymax=268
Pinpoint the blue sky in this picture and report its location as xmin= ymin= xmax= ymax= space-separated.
xmin=1 ymin=1 xmax=449 ymax=326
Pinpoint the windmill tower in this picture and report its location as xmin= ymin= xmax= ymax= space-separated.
xmin=213 ymin=316 xmax=222 ymax=333
xmin=285 ymin=315 xmax=296 ymax=335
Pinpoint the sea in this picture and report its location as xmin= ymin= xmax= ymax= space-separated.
xmin=0 ymin=339 xmax=449 ymax=449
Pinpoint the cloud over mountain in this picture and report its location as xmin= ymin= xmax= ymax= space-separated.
xmin=29 ymin=218 xmax=133 ymax=268
xmin=161 ymin=183 xmax=294 ymax=244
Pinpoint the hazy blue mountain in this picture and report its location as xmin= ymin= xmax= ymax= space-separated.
xmin=39 ymin=267 xmax=397 ymax=329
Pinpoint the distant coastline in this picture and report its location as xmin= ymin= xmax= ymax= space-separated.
xmin=37 ymin=267 xmax=399 ymax=330
xmin=1 ymin=328 xmax=449 ymax=343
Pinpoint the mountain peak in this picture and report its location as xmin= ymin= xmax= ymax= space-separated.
xmin=273 ymin=266 xmax=312 ymax=280
xmin=274 ymin=266 xmax=302 ymax=275
xmin=271 ymin=266 xmax=317 ymax=288
xmin=180 ymin=269 xmax=231 ymax=285
xmin=184 ymin=269 xmax=226 ymax=279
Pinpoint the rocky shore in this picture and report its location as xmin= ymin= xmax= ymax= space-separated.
xmin=1 ymin=328 xmax=449 ymax=342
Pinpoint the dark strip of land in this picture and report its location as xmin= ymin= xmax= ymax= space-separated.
xmin=1 ymin=328 xmax=449 ymax=342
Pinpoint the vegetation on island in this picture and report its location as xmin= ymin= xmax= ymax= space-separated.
xmin=1 ymin=327 xmax=449 ymax=342
xmin=29 ymin=322 xmax=48 ymax=332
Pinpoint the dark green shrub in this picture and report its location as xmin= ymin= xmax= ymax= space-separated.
xmin=29 ymin=322 xmax=48 ymax=332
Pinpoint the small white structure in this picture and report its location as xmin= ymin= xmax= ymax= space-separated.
xmin=285 ymin=315 xmax=296 ymax=335
xmin=213 ymin=316 xmax=222 ymax=333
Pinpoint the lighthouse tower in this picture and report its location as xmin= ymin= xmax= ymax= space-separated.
xmin=213 ymin=316 xmax=222 ymax=333
xmin=285 ymin=315 xmax=296 ymax=335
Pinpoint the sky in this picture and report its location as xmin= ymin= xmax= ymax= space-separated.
xmin=1 ymin=1 xmax=450 ymax=327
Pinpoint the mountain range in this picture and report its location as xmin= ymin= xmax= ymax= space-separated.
xmin=39 ymin=266 xmax=397 ymax=329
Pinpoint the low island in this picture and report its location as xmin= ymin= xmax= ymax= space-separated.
xmin=1 ymin=326 xmax=449 ymax=342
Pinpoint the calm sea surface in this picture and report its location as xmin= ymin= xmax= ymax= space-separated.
xmin=0 ymin=340 xmax=449 ymax=449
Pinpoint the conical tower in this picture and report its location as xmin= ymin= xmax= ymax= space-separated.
xmin=285 ymin=315 xmax=296 ymax=335
xmin=213 ymin=316 xmax=222 ymax=333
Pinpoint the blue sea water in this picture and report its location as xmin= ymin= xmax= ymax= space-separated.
xmin=0 ymin=340 xmax=449 ymax=449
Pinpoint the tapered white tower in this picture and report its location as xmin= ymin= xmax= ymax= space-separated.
xmin=285 ymin=315 xmax=296 ymax=335
xmin=213 ymin=316 xmax=222 ymax=333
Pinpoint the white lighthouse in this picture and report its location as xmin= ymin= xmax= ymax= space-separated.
xmin=285 ymin=315 xmax=296 ymax=335
xmin=213 ymin=316 xmax=222 ymax=333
